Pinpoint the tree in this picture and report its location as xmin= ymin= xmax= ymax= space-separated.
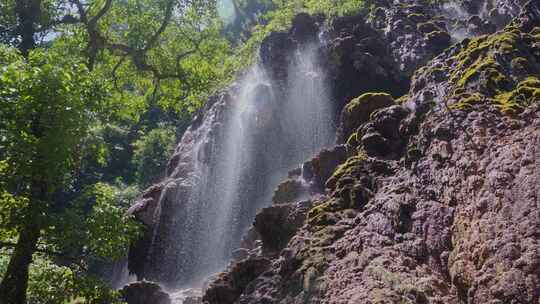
xmin=0 ymin=0 xmax=232 ymax=303
xmin=1 ymin=0 xmax=233 ymax=112
xmin=0 ymin=45 xmax=111 ymax=303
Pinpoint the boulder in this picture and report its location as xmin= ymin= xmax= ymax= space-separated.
xmin=203 ymin=258 xmax=271 ymax=304
xmin=121 ymin=281 xmax=171 ymax=304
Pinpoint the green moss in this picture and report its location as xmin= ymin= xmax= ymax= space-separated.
xmin=449 ymin=30 xmax=520 ymax=86
xmin=346 ymin=92 xmax=395 ymax=115
xmin=307 ymin=200 xmax=341 ymax=226
xmin=346 ymin=132 xmax=358 ymax=147
xmin=341 ymin=92 xmax=394 ymax=141
xmin=444 ymin=26 xmax=540 ymax=114
xmin=326 ymin=154 xmax=366 ymax=189
xmin=457 ymin=56 xmax=496 ymax=87
xmin=451 ymin=93 xmax=484 ymax=110
xmin=494 ymin=77 xmax=540 ymax=114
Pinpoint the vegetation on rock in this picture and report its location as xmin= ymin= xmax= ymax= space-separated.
xmin=447 ymin=25 xmax=540 ymax=113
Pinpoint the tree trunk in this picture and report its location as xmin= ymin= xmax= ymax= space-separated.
xmin=0 ymin=222 xmax=40 ymax=304
xmin=14 ymin=0 xmax=41 ymax=57
xmin=0 ymin=2 xmax=44 ymax=302
xmin=0 ymin=178 xmax=45 ymax=304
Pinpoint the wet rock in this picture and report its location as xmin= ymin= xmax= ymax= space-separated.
xmin=184 ymin=297 xmax=202 ymax=304
xmin=239 ymin=227 xmax=261 ymax=251
xmin=260 ymin=32 xmax=293 ymax=82
xmin=272 ymin=179 xmax=306 ymax=205
xmin=254 ymin=200 xmax=313 ymax=254
xmin=127 ymin=184 xmax=164 ymax=278
xmin=232 ymin=248 xmax=250 ymax=261
xmin=203 ymin=258 xmax=271 ymax=304
xmin=360 ymin=105 xmax=409 ymax=158
xmin=127 ymin=184 xmax=164 ymax=226
xmin=337 ymin=92 xmax=395 ymax=143
xmin=289 ymin=13 xmax=320 ymax=44
xmin=425 ymin=30 xmax=452 ymax=52
xmin=171 ymin=288 xmax=203 ymax=304
xmin=121 ymin=281 xmax=171 ymax=304
xmin=308 ymin=145 xmax=348 ymax=190
xmin=519 ymin=0 xmax=540 ymax=32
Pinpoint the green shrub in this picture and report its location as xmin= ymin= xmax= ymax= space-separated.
xmin=132 ymin=126 xmax=177 ymax=186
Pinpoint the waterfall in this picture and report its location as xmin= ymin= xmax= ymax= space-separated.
xmin=177 ymin=66 xmax=277 ymax=286
xmin=283 ymin=43 xmax=334 ymax=163
xmin=144 ymin=38 xmax=334 ymax=293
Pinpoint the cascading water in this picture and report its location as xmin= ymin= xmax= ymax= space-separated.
xmin=176 ymin=66 xmax=277 ymax=286
xmin=282 ymin=43 xmax=334 ymax=164
xmin=143 ymin=35 xmax=335 ymax=297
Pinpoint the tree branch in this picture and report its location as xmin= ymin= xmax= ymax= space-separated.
xmin=88 ymin=0 xmax=113 ymax=28
xmin=37 ymin=14 xmax=81 ymax=32
xmin=144 ymin=0 xmax=175 ymax=51
xmin=67 ymin=0 xmax=206 ymax=89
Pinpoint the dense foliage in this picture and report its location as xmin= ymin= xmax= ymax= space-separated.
xmin=0 ymin=44 xmax=141 ymax=303
xmin=0 ymin=0 xmax=233 ymax=303
xmin=133 ymin=126 xmax=177 ymax=187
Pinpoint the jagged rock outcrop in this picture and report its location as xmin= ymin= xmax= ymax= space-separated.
xmin=202 ymin=257 xmax=271 ymax=304
xmin=121 ymin=281 xmax=171 ymax=304
xmin=201 ymin=2 xmax=540 ymax=303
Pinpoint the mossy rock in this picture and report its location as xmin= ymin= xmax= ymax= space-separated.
xmin=511 ymin=57 xmax=531 ymax=73
xmin=395 ymin=94 xmax=410 ymax=104
xmin=495 ymin=77 xmax=540 ymax=114
xmin=532 ymin=27 xmax=540 ymax=40
xmin=346 ymin=132 xmax=359 ymax=148
xmin=445 ymin=26 xmax=540 ymax=114
xmin=449 ymin=29 xmax=524 ymax=85
xmin=451 ymin=93 xmax=485 ymax=110
xmin=307 ymin=200 xmax=341 ymax=227
xmin=272 ymin=179 xmax=305 ymax=204
xmin=326 ymin=155 xmax=366 ymax=190
xmin=417 ymin=21 xmax=441 ymax=34
xmin=339 ymin=93 xmax=395 ymax=142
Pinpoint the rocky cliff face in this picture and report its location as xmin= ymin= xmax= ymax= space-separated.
xmin=201 ymin=1 xmax=540 ymax=304
xmin=127 ymin=0 xmax=540 ymax=303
